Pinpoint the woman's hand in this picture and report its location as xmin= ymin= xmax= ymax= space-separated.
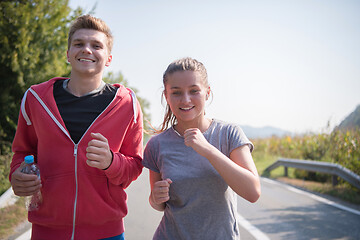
xmin=151 ymin=178 xmax=172 ymax=205
xmin=184 ymin=128 xmax=261 ymax=203
xmin=148 ymin=170 xmax=172 ymax=211
xmin=184 ymin=128 xmax=212 ymax=156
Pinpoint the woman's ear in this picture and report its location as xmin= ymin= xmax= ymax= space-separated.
xmin=206 ymin=87 xmax=211 ymax=100
xmin=163 ymin=90 xmax=168 ymax=101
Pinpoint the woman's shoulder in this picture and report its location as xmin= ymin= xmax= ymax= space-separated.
xmin=210 ymin=119 xmax=250 ymax=141
xmin=211 ymin=119 xmax=244 ymax=132
xmin=210 ymin=119 xmax=253 ymax=151
xmin=146 ymin=128 xmax=175 ymax=144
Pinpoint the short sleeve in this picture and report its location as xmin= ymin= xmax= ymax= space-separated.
xmin=228 ymin=124 xmax=254 ymax=154
xmin=142 ymin=137 xmax=161 ymax=173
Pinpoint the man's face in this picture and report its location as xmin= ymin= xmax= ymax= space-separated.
xmin=67 ymin=29 xmax=112 ymax=76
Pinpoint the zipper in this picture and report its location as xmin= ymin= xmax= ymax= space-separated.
xmin=71 ymin=144 xmax=78 ymax=240
xmin=68 ymin=89 xmax=119 ymax=239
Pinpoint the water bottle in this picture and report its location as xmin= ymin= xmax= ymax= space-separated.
xmin=21 ymin=155 xmax=42 ymax=211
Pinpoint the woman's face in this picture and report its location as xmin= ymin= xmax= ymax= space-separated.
xmin=164 ymin=70 xmax=210 ymax=126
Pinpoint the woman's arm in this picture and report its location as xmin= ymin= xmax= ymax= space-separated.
xmin=184 ymin=128 xmax=261 ymax=203
xmin=149 ymin=170 xmax=172 ymax=211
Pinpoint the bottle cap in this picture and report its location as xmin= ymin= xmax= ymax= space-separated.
xmin=24 ymin=155 xmax=34 ymax=164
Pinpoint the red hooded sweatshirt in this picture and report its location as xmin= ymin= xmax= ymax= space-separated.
xmin=10 ymin=77 xmax=143 ymax=239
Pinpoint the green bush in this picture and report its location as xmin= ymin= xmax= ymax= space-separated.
xmin=0 ymin=141 xmax=12 ymax=195
xmin=252 ymin=128 xmax=360 ymax=184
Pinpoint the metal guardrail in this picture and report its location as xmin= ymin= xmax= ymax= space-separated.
xmin=263 ymin=158 xmax=360 ymax=190
xmin=0 ymin=187 xmax=19 ymax=209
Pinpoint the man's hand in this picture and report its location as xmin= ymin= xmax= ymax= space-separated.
xmin=11 ymin=163 xmax=41 ymax=197
xmin=86 ymin=132 xmax=113 ymax=170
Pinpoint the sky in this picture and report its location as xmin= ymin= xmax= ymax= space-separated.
xmin=68 ymin=0 xmax=360 ymax=134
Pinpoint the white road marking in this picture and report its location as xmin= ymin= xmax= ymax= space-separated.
xmin=262 ymin=177 xmax=360 ymax=216
xmin=15 ymin=228 xmax=31 ymax=240
xmin=238 ymin=214 xmax=270 ymax=240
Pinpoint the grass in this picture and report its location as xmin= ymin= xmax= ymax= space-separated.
xmin=0 ymin=197 xmax=27 ymax=239
xmin=276 ymin=177 xmax=360 ymax=205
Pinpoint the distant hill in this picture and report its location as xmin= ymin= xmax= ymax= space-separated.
xmin=337 ymin=104 xmax=360 ymax=131
xmin=241 ymin=125 xmax=291 ymax=139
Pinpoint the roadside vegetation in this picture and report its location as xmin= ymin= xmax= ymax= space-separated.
xmin=0 ymin=143 xmax=12 ymax=196
xmin=252 ymin=128 xmax=360 ymax=205
xmin=0 ymin=198 xmax=26 ymax=238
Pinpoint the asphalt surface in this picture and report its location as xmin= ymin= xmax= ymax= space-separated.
xmin=237 ymin=178 xmax=360 ymax=240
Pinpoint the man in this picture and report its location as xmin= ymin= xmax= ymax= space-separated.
xmin=9 ymin=15 xmax=143 ymax=240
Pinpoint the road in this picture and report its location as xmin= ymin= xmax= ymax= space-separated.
xmin=12 ymin=172 xmax=360 ymax=240
xmin=237 ymin=178 xmax=360 ymax=240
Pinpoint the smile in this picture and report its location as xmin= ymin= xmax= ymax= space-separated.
xmin=180 ymin=106 xmax=194 ymax=111
xmin=78 ymin=58 xmax=95 ymax=62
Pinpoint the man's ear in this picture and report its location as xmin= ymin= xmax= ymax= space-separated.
xmin=105 ymin=54 xmax=113 ymax=67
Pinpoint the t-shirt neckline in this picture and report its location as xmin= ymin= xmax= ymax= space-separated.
xmin=171 ymin=119 xmax=215 ymax=138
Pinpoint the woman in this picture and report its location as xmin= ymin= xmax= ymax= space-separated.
xmin=143 ymin=57 xmax=261 ymax=239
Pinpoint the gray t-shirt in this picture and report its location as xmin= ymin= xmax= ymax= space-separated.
xmin=143 ymin=119 xmax=254 ymax=240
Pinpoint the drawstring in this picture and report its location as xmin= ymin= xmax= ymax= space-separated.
xmin=129 ymin=89 xmax=137 ymax=123
xmin=21 ymin=89 xmax=32 ymax=125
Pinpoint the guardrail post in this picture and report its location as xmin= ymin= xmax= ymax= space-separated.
xmin=332 ymin=175 xmax=338 ymax=187
xmin=284 ymin=166 xmax=288 ymax=177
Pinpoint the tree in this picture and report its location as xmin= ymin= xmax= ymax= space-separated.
xmin=0 ymin=0 xmax=83 ymax=149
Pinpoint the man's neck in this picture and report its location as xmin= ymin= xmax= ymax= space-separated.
xmin=67 ymin=73 xmax=103 ymax=97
